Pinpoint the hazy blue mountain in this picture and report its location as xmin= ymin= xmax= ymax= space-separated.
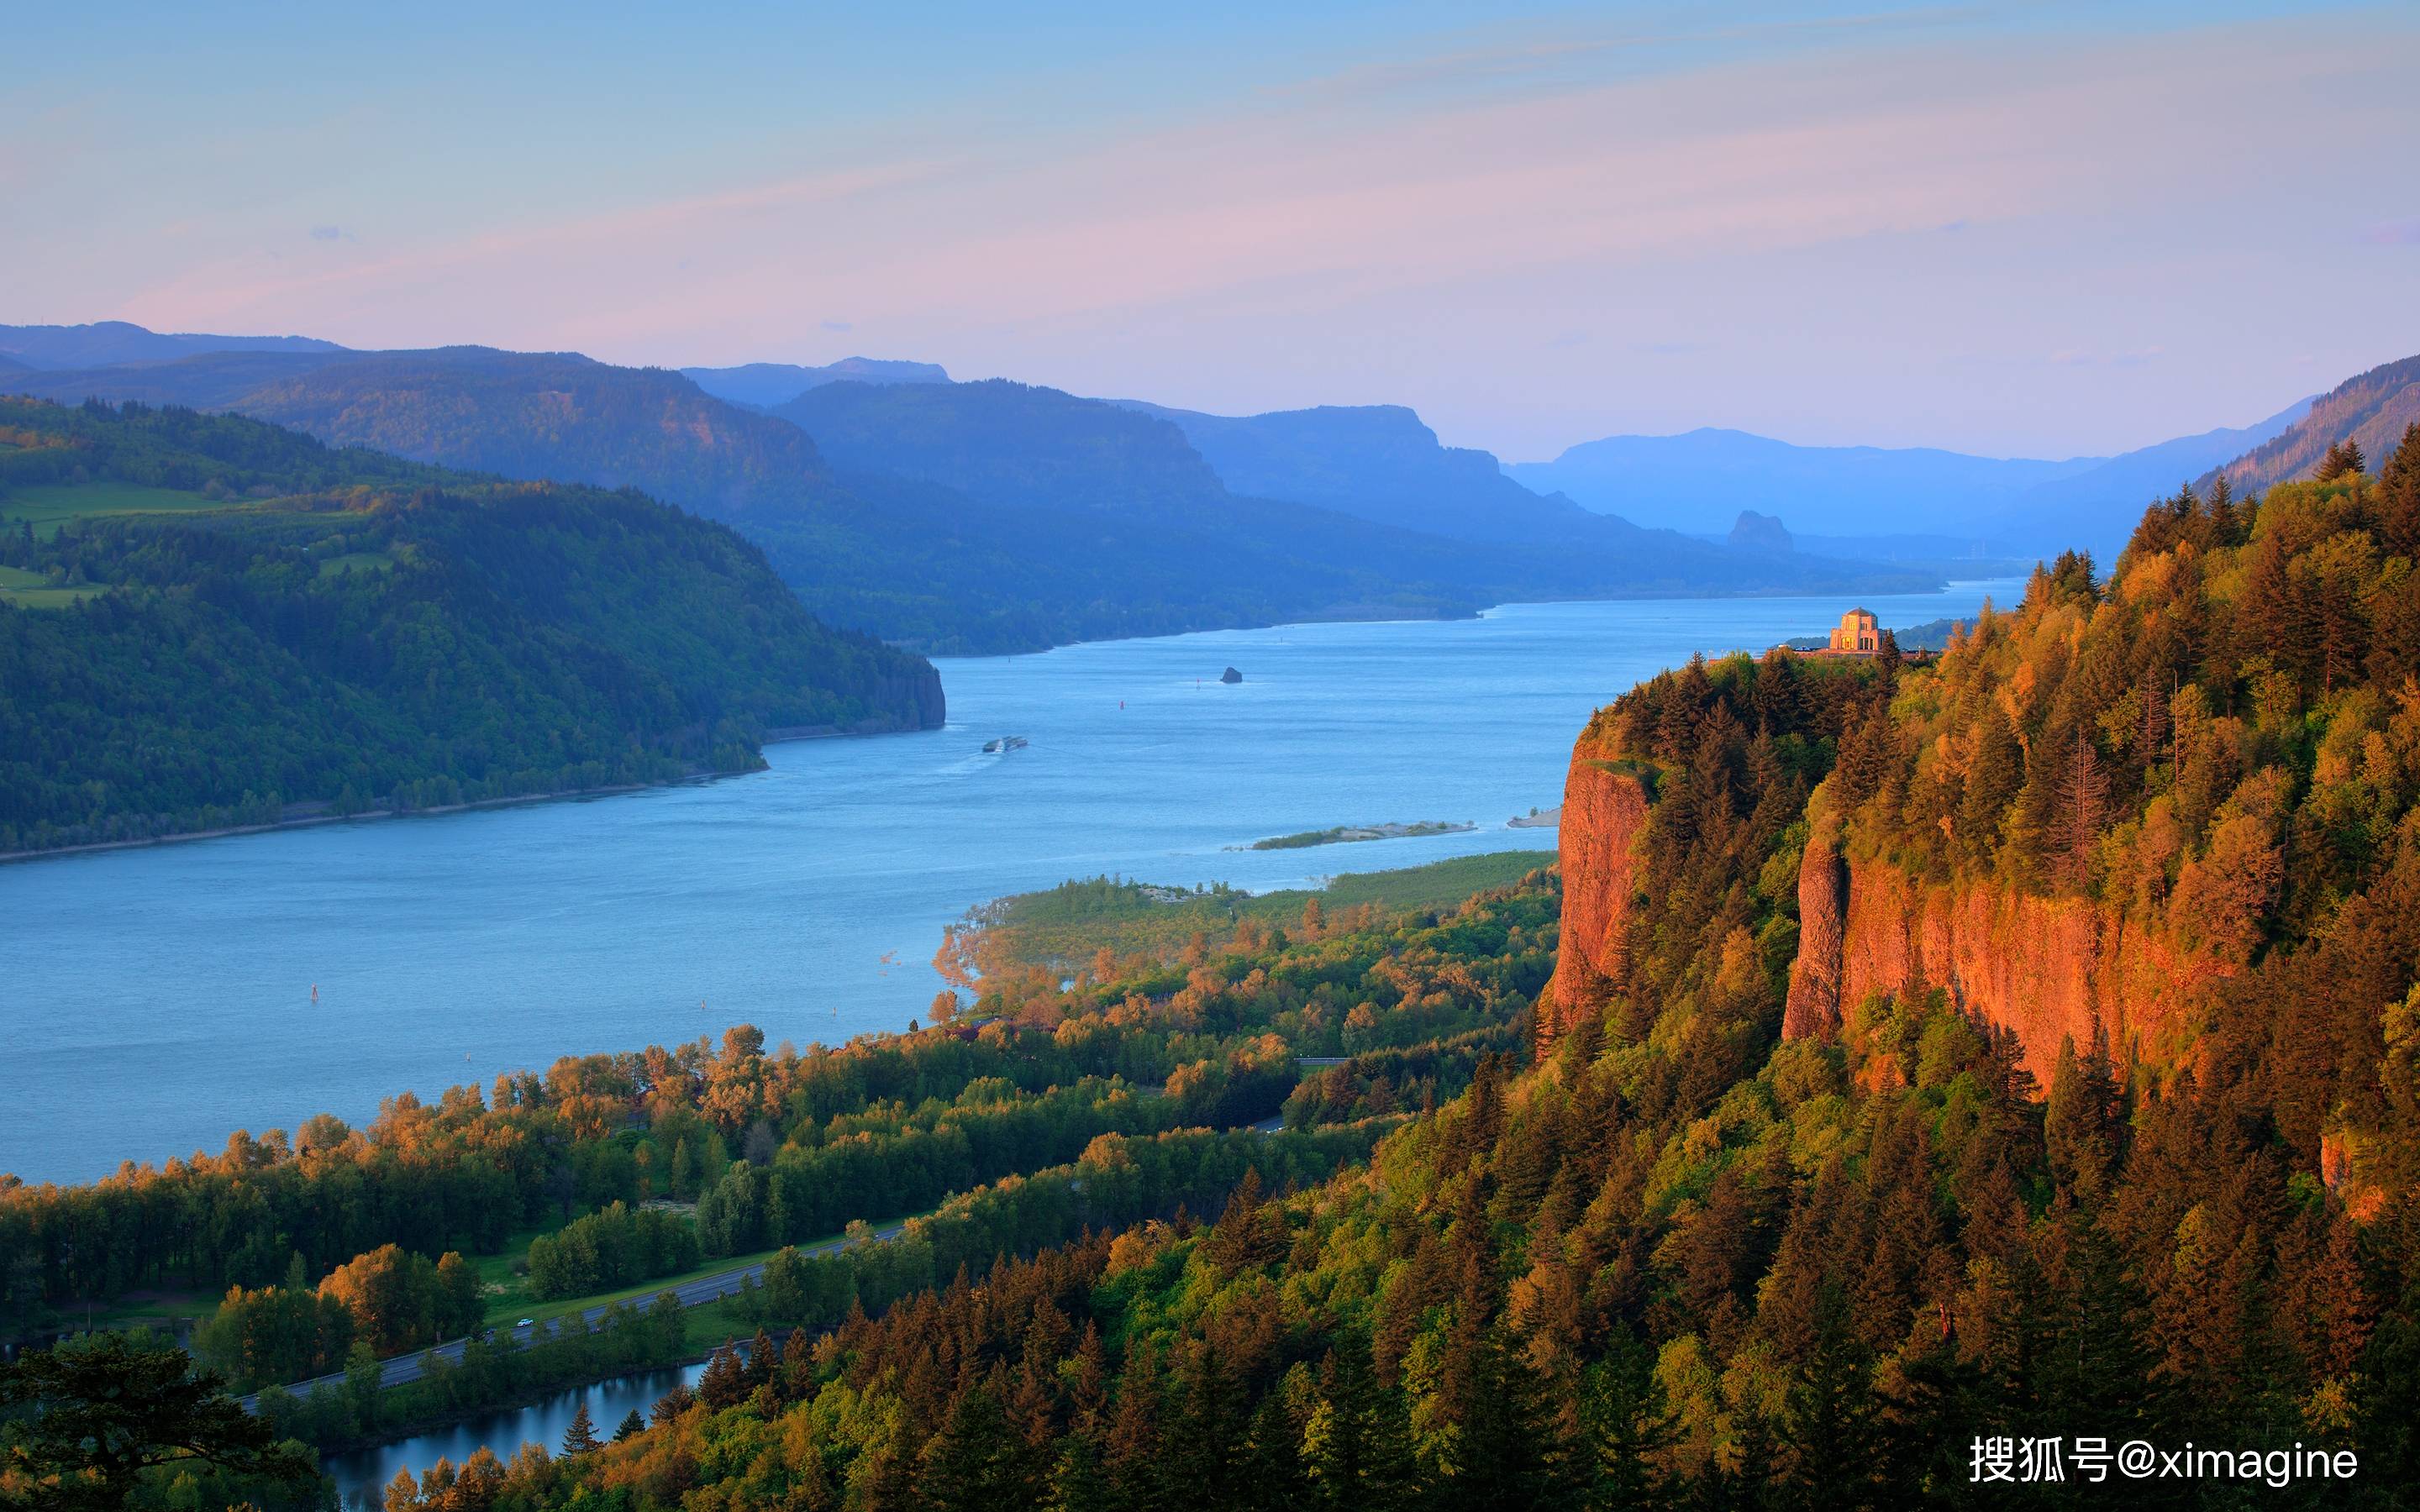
xmin=774 ymin=379 xmax=1936 ymax=596
xmin=13 ymin=339 xmax=1938 ymax=654
xmin=0 ymin=320 xmax=347 ymax=370
xmin=1728 ymin=510 xmax=1793 ymax=553
xmin=2206 ymin=355 xmax=2420 ymax=496
xmin=780 ymin=380 xmax=1228 ymax=513
xmin=682 ymin=357 xmax=951 ymax=409
xmin=5 ymin=350 xmax=356 ymax=410
xmin=1113 ymin=400 xmax=1608 ymax=545
xmin=6 ymin=347 xmax=838 ymax=519
xmin=1519 ymin=396 xmax=2314 ymax=561
xmin=1509 ymin=428 xmax=2096 ymax=538
xmin=1985 ymin=396 xmax=2312 ymax=557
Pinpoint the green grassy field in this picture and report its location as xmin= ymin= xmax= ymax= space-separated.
xmin=484 ymin=1243 xmax=787 ymax=1331
xmin=0 ymin=563 xmax=104 ymax=608
xmin=973 ymin=848 xmax=1552 ymax=969
xmin=316 ymin=549 xmax=396 ymax=578
xmin=1 ymin=481 xmax=233 ymax=539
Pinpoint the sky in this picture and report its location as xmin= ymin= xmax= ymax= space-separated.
xmin=4 ymin=0 xmax=2416 ymax=461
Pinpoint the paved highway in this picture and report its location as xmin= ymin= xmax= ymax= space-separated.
xmin=240 ymin=1100 xmax=1307 ymax=1411
xmin=239 ymin=1220 xmax=907 ymax=1410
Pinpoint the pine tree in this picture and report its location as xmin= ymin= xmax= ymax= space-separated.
xmin=1579 ymin=1329 xmax=1675 ymax=1510
xmin=560 ymin=1399 xmax=602 ymax=1455
xmin=2317 ymin=438 xmax=2367 ymax=480
xmin=1303 ymin=1336 xmax=1413 ymax=1511
xmin=650 ymin=1382 xmax=696 ymax=1425
xmin=697 ymin=1340 xmax=748 ymax=1410
xmin=613 ymin=1408 xmax=644 ymax=1441
xmin=2206 ymin=473 xmax=2239 ymax=544
xmin=918 ymin=1378 xmax=1018 ymax=1512
xmin=1958 ymin=711 xmax=2023 ymax=867
xmin=2379 ymin=422 xmax=2420 ymax=560
xmin=2051 ymin=727 xmax=2108 ymax=890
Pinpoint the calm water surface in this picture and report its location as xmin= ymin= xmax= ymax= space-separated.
xmin=0 ymin=585 xmax=2012 ymax=1184
xmin=322 ymin=1362 xmax=707 ymax=1509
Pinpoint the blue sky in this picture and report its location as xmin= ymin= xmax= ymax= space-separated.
xmin=4 ymin=1 xmax=2415 ymax=459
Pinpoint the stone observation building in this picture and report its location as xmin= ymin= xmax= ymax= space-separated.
xmin=1826 ymin=607 xmax=1881 ymax=654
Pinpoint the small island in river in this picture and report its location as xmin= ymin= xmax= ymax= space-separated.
xmin=1244 ymin=820 xmax=1476 ymax=850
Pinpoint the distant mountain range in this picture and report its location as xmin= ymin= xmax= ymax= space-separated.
xmin=2207 ymin=354 xmax=2420 ymax=496
xmin=2 ymin=330 xmax=1934 ymax=652
xmin=0 ymin=319 xmax=345 ymax=370
xmin=682 ymin=357 xmax=951 ymax=409
xmin=1511 ymin=399 xmax=2312 ymax=560
xmin=14 ymin=318 xmax=2391 ymax=654
xmin=1113 ymin=401 xmax=1612 ymax=547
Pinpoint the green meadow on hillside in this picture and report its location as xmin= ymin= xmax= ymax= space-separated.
xmin=0 ymin=480 xmax=231 ymax=538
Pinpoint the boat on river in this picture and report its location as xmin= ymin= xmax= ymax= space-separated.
xmin=981 ymin=735 xmax=1029 ymax=753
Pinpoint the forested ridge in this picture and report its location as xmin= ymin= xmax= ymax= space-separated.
xmin=9 ymin=438 xmax=2420 ymax=1509
xmin=0 ymin=398 xmax=941 ymax=853
xmin=352 ymin=440 xmax=2412 ymax=1509
xmin=8 ymin=347 xmax=1939 ymax=656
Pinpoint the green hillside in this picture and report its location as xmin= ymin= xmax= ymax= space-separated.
xmin=2212 ymin=353 xmax=2420 ymax=496
xmin=10 ymin=344 xmax=1940 ymax=655
xmin=0 ymin=399 xmax=941 ymax=855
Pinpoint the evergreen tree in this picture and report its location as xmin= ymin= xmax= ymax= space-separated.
xmin=2050 ymin=727 xmax=2108 ymax=890
xmin=1579 ymin=1329 xmax=1675 ymax=1510
xmin=560 ymin=1399 xmax=602 ymax=1455
xmin=2379 ymin=422 xmax=2420 ymax=559
xmin=613 ymin=1408 xmax=644 ymax=1441
xmin=918 ymin=1378 xmax=1019 ymax=1512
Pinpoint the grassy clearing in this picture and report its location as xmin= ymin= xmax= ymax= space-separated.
xmin=1 ymin=481 xmax=234 ymax=539
xmin=316 ymin=549 xmax=396 ymax=578
xmin=973 ymin=849 xmax=1552 ymax=969
xmin=486 ymin=1246 xmax=780 ymax=1331
xmin=0 ymin=563 xmax=103 ymax=609
xmin=86 ymin=1289 xmax=216 ymax=1331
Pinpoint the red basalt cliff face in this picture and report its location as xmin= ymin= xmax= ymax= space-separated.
xmin=1777 ymin=832 xmax=2238 ymax=1087
xmin=1548 ymin=724 xmax=2239 ymax=1090
xmin=1539 ymin=729 xmax=1650 ymax=1046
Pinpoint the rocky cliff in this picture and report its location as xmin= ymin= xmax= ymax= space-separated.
xmin=1779 ymin=827 xmax=2238 ymax=1086
xmin=1539 ymin=728 xmax=1651 ymax=1044
xmin=1549 ymin=722 xmax=2243 ymax=1089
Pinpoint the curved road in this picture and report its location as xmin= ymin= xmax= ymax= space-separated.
xmin=241 ymin=1100 xmax=1302 ymax=1411
xmin=239 ymin=1220 xmax=906 ymax=1410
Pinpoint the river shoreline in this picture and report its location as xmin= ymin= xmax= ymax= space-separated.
xmin=0 ymin=724 xmax=917 ymax=868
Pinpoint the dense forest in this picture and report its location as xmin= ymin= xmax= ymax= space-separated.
xmin=382 ymin=439 xmax=2420 ymax=1506
xmin=0 ymin=398 xmax=941 ymax=853
xmin=9 ymin=436 xmax=2420 ymax=1509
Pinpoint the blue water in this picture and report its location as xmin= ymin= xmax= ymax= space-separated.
xmin=0 ymin=585 xmax=2012 ymax=1184
xmin=321 ymin=1362 xmax=706 ymax=1509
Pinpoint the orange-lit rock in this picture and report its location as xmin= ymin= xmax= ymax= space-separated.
xmin=1781 ymin=816 xmax=1849 ymax=1041
xmin=1539 ymin=732 xmax=1650 ymax=1047
xmin=1786 ymin=841 xmax=2238 ymax=1089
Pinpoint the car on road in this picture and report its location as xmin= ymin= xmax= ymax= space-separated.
xmin=516 ymin=1317 xmax=534 ymax=1327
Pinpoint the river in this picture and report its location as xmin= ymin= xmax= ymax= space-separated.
xmin=320 ymin=1362 xmax=708 ymax=1508
xmin=0 ymin=585 xmax=2013 ymax=1184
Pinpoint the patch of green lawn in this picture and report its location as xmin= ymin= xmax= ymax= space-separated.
xmin=977 ymin=849 xmax=1552 ymax=969
xmin=486 ymin=1244 xmax=788 ymax=1332
xmin=0 ymin=563 xmax=104 ymax=609
xmin=317 ymin=549 xmax=395 ymax=578
xmin=2 ymin=481 xmax=234 ymax=539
